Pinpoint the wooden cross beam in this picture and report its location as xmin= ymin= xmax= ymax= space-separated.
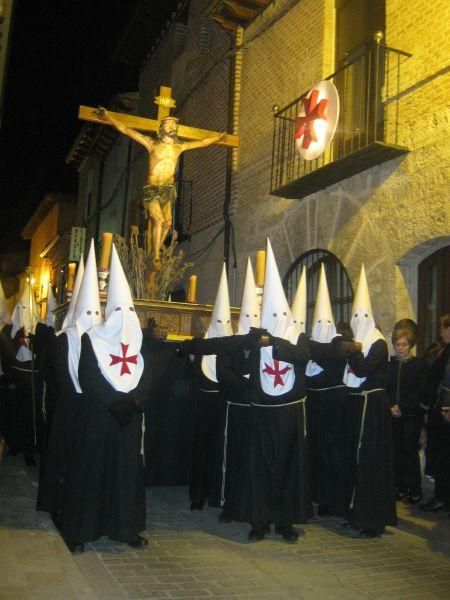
xmin=78 ymin=85 xmax=239 ymax=148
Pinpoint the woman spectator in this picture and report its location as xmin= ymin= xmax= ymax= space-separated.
xmin=387 ymin=328 xmax=428 ymax=504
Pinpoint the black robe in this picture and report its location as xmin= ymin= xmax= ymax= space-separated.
xmin=233 ymin=335 xmax=313 ymax=527
xmin=182 ymin=335 xmax=252 ymax=509
xmin=0 ymin=325 xmax=44 ymax=456
xmin=60 ymin=333 xmax=145 ymax=544
xmin=36 ymin=331 xmax=83 ymax=517
xmin=188 ymin=354 xmax=224 ymax=508
xmin=305 ymin=337 xmax=350 ymax=516
xmin=346 ymin=339 xmax=397 ymax=532
xmin=216 ymin=347 xmax=252 ymax=516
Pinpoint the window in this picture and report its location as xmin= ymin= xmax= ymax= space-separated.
xmin=284 ymin=249 xmax=353 ymax=330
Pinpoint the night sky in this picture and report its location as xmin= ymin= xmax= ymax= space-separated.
xmin=0 ymin=0 xmax=178 ymax=253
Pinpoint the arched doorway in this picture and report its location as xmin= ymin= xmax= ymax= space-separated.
xmin=418 ymin=245 xmax=450 ymax=354
xmin=284 ymin=249 xmax=353 ymax=332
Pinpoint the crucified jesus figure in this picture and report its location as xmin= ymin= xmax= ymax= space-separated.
xmin=97 ymin=108 xmax=226 ymax=272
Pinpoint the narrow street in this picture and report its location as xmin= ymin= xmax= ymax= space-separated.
xmin=1 ymin=447 xmax=449 ymax=599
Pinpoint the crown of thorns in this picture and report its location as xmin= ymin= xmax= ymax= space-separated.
xmin=159 ymin=116 xmax=179 ymax=124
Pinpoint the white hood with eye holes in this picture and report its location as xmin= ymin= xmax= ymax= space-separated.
xmin=259 ymin=239 xmax=295 ymax=396
xmin=88 ymin=244 xmax=143 ymax=393
xmin=64 ymin=241 xmax=102 ymax=393
xmin=201 ymin=263 xmax=233 ymax=383
xmin=237 ymin=258 xmax=260 ymax=335
xmin=343 ymin=264 xmax=384 ymax=388
xmin=306 ymin=263 xmax=336 ymax=377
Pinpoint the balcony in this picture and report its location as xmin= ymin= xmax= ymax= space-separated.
xmin=206 ymin=0 xmax=273 ymax=31
xmin=270 ymin=39 xmax=412 ymax=199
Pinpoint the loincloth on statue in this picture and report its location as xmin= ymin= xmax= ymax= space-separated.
xmin=142 ymin=184 xmax=177 ymax=216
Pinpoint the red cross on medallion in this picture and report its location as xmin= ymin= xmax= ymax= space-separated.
xmin=109 ymin=343 xmax=138 ymax=376
xmin=294 ymin=89 xmax=328 ymax=149
xmin=263 ymin=359 xmax=292 ymax=388
xmin=18 ymin=336 xmax=28 ymax=348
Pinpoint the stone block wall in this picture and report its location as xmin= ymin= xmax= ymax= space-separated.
xmin=182 ymin=0 xmax=449 ymax=336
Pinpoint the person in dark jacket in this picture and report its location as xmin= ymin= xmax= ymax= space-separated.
xmin=420 ymin=314 xmax=450 ymax=512
xmin=387 ymin=328 xmax=428 ymax=503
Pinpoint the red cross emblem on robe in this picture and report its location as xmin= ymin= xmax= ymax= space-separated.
xmin=295 ymin=89 xmax=328 ymax=149
xmin=263 ymin=359 xmax=292 ymax=388
xmin=18 ymin=336 xmax=29 ymax=348
xmin=109 ymin=343 xmax=138 ymax=376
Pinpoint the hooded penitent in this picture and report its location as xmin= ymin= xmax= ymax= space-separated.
xmin=44 ymin=283 xmax=58 ymax=328
xmin=65 ymin=240 xmax=102 ymax=392
xmin=87 ymin=244 xmax=144 ymax=393
xmin=260 ymin=239 xmax=295 ymax=395
xmin=343 ymin=264 xmax=384 ymax=388
xmin=11 ymin=280 xmax=41 ymax=362
xmin=305 ymin=264 xmax=336 ymax=377
xmin=237 ymin=258 xmax=260 ymax=335
xmin=286 ymin=265 xmax=307 ymax=344
xmin=201 ymin=263 xmax=233 ymax=382
xmin=60 ymin=256 xmax=85 ymax=332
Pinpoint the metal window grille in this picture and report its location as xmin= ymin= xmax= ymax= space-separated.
xmin=271 ymin=39 xmax=411 ymax=197
xmin=283 ymin=249 xmax=354 ymax=331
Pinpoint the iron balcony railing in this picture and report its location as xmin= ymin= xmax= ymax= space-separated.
xmin=270 ymin=36 xmax=412 ymax=197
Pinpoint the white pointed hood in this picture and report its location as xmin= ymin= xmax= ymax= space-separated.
xmin=11 ymin=280 xmax=40 ymax=337
xmin=72 ymin=240 xmax=102 ymax=337
xmin=60 ymin=256 xmax=85 ymax=332
xmin=202 ymin=263 xmax=233 ymax=382
xmin=286 ymin=265 xmax=307 ymax=343
xmin=44 ymin=283 xmax=58 ymax=328
xmin=64 ymin=241 xmax=102 ymax=393
xmin=237 ymin=258 xmax=260 ymax=335
xmin=306 ymin=264 xmax=336 ymax=377
xmin=259 ymin=239 xmax=295 ymax=396
xmin=88 ymin=244 xmax=143 ymax=393
xmin=343 ymin=264 xmax=384 ymax=388
xmin=11 ymin=280 xmax=40 ymax=362
xmin=0 ymin=279 xmax=11 ymax=328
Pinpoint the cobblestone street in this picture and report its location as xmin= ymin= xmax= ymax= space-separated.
xmin=1 ymin=451 xmax=449 ymax=600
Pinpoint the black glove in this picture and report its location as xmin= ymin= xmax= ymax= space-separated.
xmin=244 ymin=327 xmax=271 ymax=350
xmin=109 ymin=395 xmax=142 ymax=428
xmin=333 ymin=337 xmax=362 ymax=358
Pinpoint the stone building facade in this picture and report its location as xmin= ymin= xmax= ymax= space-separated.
xmin=70 ymin=0 xmax=449 ymax=348
xmin=168 ymin=0 xmax=449 ymax=349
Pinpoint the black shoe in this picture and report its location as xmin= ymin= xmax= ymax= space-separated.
xmin=396 ymin=490 xmax=407 ymax=501
xmin=262 ymin=523 xmax=271 ymax=534
xmin=66 ymin=541 xmax=84 ymax=554
xmin=406 ymin=493 xmax=422 ymax=505
xmin=248 ymin=527 xmax=265 ymax=542
xmin=127 ymin=535 xmax=149 ymax=549
xmin=275 ymin=525 xmax=299 ymax=542
xmin=24 ymin=455 xmax=37 ymax=466
xmin=51 ymin=513 xmax=62 ymax=531
xmin=190 ymin=500 xmax=204 ymax=511
xmin=218 ymin=511 xmax=233 ymax=523
xmin=359 ymin=528 xmax=382 ymax=538
xmin=419 ymin=498 xmax=445 ymax=512
xmin=342 ymin=521 xmax=359 ymax=531
xmin=317 ymin=505 xmax=330 ymax=516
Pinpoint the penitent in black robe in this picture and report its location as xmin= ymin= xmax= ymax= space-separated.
xmin=36 ymin=331 xmax=83 ymax=517
xmin=305 ymin=338 xmax=351 ymax=517
xmin=182 ymin=335 xmax=251 ymax=510
xmin=346 ymin=339 xmax=397 ymax=532
xmin=60 ymin=333 xmax=145 ymax=544
xmin=0 ymin=325 xmax=44 ymax=456
xmin=215 ymin=347 xmax=252 ymax=517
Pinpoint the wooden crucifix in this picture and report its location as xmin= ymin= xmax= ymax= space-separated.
xmin=78 ymin=86 xmax=239 ymax=298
